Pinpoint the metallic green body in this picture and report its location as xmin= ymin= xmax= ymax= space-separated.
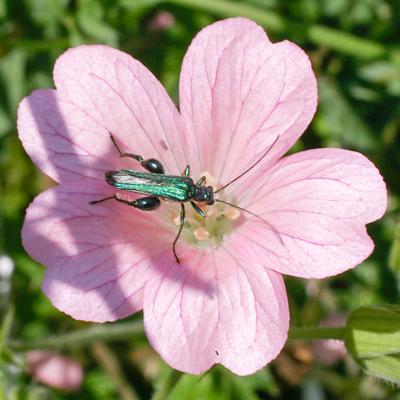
xmin=106 ymin=169 xmax=194 ymax=202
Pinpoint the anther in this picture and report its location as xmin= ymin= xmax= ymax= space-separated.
xmin=193 ymin=227 xmax=210 ymax=241
xmin=224 ymin=207 xmax=241 ymax=220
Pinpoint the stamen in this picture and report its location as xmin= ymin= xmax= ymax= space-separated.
xmin=193 ymin=227 xmax=210 ymax=241
xmin=173 ymin=214 xmax=181 ymax=226
xmin=224 ymin=207 xmax=241 ymax=220
xmin=205 ymin=205 xmax=216 ymax=217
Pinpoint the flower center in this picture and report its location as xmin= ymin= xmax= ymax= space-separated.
xmin=170 ymin=172 xmax=242 ymax=248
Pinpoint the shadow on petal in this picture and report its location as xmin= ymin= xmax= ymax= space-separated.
xmin=25 ymin=92 xmax=134 ymax=321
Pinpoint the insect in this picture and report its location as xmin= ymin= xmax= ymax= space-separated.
xmin=90 ymin=134 xmax=280 ymax=264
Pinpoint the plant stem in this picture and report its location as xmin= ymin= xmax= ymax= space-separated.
xmin=91 ymin=341 xmax=140 ymax=400
xmin=9 ymin=320 xmax=143 ymax=351
xmin=0 ymin=305 xmax=14 ymax=354
xmin=9 ymin=322 xmax=346 ymax=352
xmin=151 ymin=369 xmax=183 ymax=400
xmin=289 ymin=326 xmax=347 ymax=341
xmin=164 ymin=0 xmax=394 ymax=61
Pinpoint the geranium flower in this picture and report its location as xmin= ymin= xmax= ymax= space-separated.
xmin=26 ymin=351 xmax=83 ymax=391
xmin=17 ymin=18 xmax=386 ymax=375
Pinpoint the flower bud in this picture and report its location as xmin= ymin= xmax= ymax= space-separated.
xmin=26 ymin=351 xmax=83 ymax=391
xmin=346 ymin=305 xmax=400 ymax=383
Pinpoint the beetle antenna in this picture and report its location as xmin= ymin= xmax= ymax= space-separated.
xmin=214 ymin=135 xmax=279 ymax=194
xmin=108 ymin=131 xmax=124 ymax=156
xmin=215 ymin=199 xmax=283 ymax=244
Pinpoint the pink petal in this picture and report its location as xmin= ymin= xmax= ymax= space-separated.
xmin=18 ymin=89 xmax=117 ymax=183
xmin=179 ymin=17 xmax=317 ymax=183
xmin=53 ymin=45 xmax=188 ymax=175
xmin=229 ymin=148 xmax=387 ymax=278
xmin=22 ymin=179 xmax=171 ymax=322
xmin=143 ymin=248 xmax=289 ymax=375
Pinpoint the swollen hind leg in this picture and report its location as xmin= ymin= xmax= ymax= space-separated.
xmin=109 ymin=132 xmax=165 ymax=174
xmin=90 ymin=194 xmax=160 ymax=211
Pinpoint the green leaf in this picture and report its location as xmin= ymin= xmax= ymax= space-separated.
xmin=77 ymin=0 xmax=119 ymax=46
xmin=321 ymin=0 xmax=347 ymax=17
xmin=0 ymin=306 xmax=13 ymax=355
xmin=24 ymin=0 xmax=68 ymax=38
xmin=119 ymin=0 xmax=164 ymax=10
xmin=360 ymin=61 xmax=400 ymax=84
xmin=24 ymin=0 xmax=68 ymax=26
xmin=0 ymin=49 xmax=28 ymax=116
xmin=315 ymin=77 xmax=377 ymax=151
xmin=389 ymin=223 xmax=400 ymax=272
xmin=170 ymin=372 xmax=226 ymax=400
xmin=346 ymin=305 xmax=400 ymax=384
xmin=360 ymin=61 xmax=400 ymax=96
xmin=229 ymin=368 xmax=280 ymax=399
xmin=0 ymin=106 xmax=12 ymax=138
xmin=85 ymin=369 xmax=117 ymax=400
xmin=0 ymin=0 xmax=6 ymax=20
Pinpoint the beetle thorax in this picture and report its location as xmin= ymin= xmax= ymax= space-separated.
xmin=192 ymin=185 xmax=214 ymax=205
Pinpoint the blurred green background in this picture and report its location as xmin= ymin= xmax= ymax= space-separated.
xmin=0 ymin=0 xmax=400 ymax=399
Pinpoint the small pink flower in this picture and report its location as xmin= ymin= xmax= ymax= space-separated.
xmin=17 ymin=18 xmax=386 ymax=375
xmin=148 ymin=11 xmax=175 ymax=31
xmin=26 ymin=351 xmax=83 ymax=391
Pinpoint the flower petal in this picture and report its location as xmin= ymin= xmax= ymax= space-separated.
xmin=230 ymin=148 xmax=387 ymax=278
xmin=18 ymin=89 xmax=116 ymax=183
xmin=53 ymin=45 xmax=187 ymax=175
xmin=22 ymin=179 xmax=171 ymax=322
xmin=143 ymin=248 xmax=289 ymax=375
xmin=179 ymin=17 xmax=317 ymax=183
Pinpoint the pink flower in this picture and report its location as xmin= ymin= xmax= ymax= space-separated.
xmin=148 ymin=11 xmax=175 ymax=31
xmin=26 ymin=351 xmax=83 ymax=391
xmin=17 ymin=18 xmax=386 ymax=375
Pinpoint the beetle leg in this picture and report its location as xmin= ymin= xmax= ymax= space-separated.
xmin=116 ymin=196 xmax=161 ymax=211
xmin=196 ymin=176 xmax=206 ymax=186
xmin=137 ymin=157 xmax=165 ymax=174
xmin=109 ymin=132 xmax=144 ymax=162
xmin=191 ymin=201 xmax=206 ymax=218
xmin=90 ymin=194 xmax=160 ymax=211
xmin=109 ymin=132 xmax=165 ymax=174
xmin=172 ymin=204 xmax=185 ymax=264
xmin=182 ymin=165 xmax=190 ymax=177
xmin=89 ymin=196 xmax=115 ymax=205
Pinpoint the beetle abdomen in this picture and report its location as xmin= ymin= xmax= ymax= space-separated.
xmin=106 ymin=169 xmax=193 ymax=202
